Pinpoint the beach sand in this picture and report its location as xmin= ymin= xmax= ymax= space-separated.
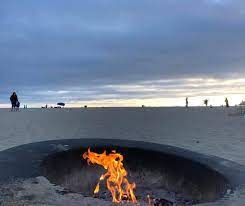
xmin=0 ymin=107 xmax=244 ymax=164
xmin=0 ymin=107 xmax=244 ymax=205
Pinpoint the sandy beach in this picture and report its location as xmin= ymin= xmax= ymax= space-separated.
xmin=1 ymin=0 xmax=245 ymax=205
xmin=0 ymin=107 xmax=244 ymax=165
xmin=0 ymin=107 xmax=245 ymax=206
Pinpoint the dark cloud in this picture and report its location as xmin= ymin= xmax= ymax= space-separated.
xmin=0 ymin=0 xmax=245 ymax=105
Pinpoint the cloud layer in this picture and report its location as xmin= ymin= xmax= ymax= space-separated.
xmin=0 ymin=0 xmax=245 ymax=106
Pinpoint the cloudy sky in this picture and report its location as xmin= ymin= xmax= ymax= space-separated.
xmin=1 ymin=0 xmax=245 ymax=107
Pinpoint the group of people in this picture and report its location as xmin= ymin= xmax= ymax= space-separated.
xmin=185 ymin=97 xmax=230 ymax=108
xmin=8 ymin=92 xmax=232 ymax=111
xmin=10 ymin=92 xmax=20 ymax=111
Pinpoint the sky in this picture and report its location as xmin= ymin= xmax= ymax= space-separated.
xmin=1 ymin=0 xmax=245 ymax=107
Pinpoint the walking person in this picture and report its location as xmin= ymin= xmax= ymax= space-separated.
xmin=10 ymin=92 xmax=18 ymax=111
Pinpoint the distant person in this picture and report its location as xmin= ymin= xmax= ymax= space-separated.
xmin=10 ymin=92 xmax=18 ymax=111
xmin=225 ymin=98 xmax=229 ymax=108
xmin=185 ymin=97 xmax=189 ymax=108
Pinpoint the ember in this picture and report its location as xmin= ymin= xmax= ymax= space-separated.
xmin=147 ymin=195 xmax=173 ymax=206
xmin=83 ymin=148 xmax=137 ymax=204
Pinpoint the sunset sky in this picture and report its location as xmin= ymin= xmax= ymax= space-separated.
xmin=1 ymin=0 xmax=245 ymax=107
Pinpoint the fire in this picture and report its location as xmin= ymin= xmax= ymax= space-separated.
xmin=83 ymin=148 xmax=137 ymax=204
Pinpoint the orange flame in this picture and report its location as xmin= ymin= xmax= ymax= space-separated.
xmin=83 ymin=148 xmax=137 ymax=204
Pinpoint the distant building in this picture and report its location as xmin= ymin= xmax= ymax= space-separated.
xmin=240 ymin=101 xmax=245 ymax=106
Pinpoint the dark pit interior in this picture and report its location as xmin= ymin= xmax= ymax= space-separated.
xmin=41 ymin=147 xmax=230 ymax=205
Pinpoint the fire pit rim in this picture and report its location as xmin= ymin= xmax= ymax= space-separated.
xmin=0 ymin=138 xmax=245 ymax=204
xmin=0 ymin=139 xmax=244 ymax=184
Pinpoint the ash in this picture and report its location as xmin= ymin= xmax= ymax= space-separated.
xmin=0 ymin=177 xmax=120 ymax=206
xmin=0 ymin=177 xmax=156 ymax=206
xmin=92 ymin=183 xmax=193 ymax=206
xmin=0 ymin=176 xmax=244 ymax=206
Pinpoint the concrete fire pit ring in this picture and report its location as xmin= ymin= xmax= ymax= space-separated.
xmin=0 ymin=139 xmax=245 ymax=205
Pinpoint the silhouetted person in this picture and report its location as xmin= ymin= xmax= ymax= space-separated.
xmin=225 ymin=98 xmax=229 ymax=107
xmin=10 ymin=92 xmax=18 ymax=111
xmin=204 ymin=99 xmax=208 ymax=107
xmin=185 ymin=97 xmax=189 ymax=108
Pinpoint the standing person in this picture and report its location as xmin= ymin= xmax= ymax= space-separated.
xmin=225 ymin=98 xmax=229 ymax=108
xmin=185 ymin=97 xmax=189 ymax=108
xmin=10 ymin=92 xmax=18 ymax=111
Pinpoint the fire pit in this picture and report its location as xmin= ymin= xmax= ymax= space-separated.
xmin=0 ymin=139 xmax=245 ymax=205
xmin=41 ymin=146 xmax=229 ymax=205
